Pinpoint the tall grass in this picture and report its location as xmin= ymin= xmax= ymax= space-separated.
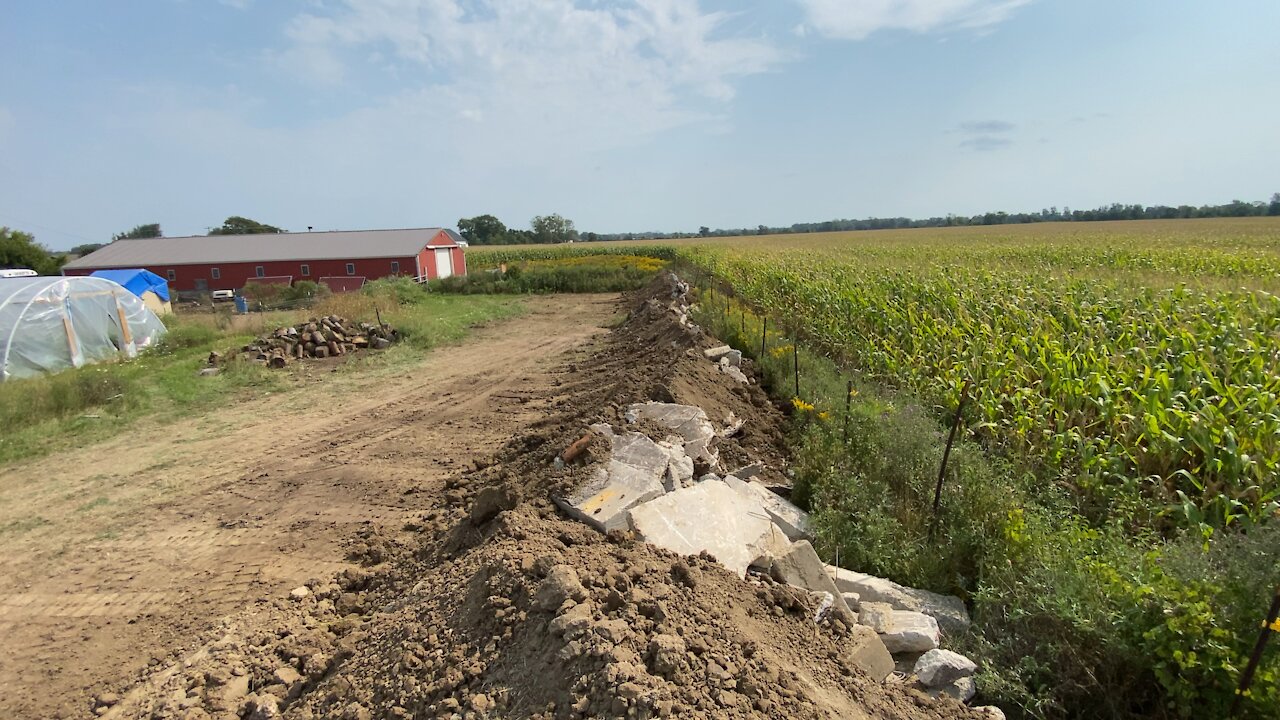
xmin=693 ymin=289 xmax=1280 ymax=720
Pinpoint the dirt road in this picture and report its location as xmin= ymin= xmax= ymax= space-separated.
xmin=0 ymin=294 xmax=621 ymax=719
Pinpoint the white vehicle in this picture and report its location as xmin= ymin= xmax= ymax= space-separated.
xmin=211 ymin=289 xmax=235 ymax=301
xmin=0 ymin=268 xmax=38 ymax=279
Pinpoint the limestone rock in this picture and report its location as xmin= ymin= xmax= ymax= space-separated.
xmin=552 ymin=432 xmax=668 ymax=532
xmin=843 ymin=624 xmax=894 ymax=683
xmin=913 ymin=649 xmax=977 ymax=688
xmin=767 ymin=541 xmax=850 ymax=615
xmin=925 ymin=675 xmax=976 ymax=703
xmin=624 ymin=402 xmax=718 ymax=466
xmin=880 ymin=611 xmax=940 ymax=654
xmin=856 ymin=602 xmax=894 ymax=632
xmin=723 ymin=476 xmax=812 ymax=541
xmin=627 ymin=481 xmax=789 ymax=578
xmin=826 ymin=565 xmax=970 ymax=634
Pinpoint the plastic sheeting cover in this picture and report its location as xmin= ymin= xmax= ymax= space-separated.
xmin=89 ymin=268 xmax=171 ymax=302
xmin=0 ymin=276 xmax=168 ymax=381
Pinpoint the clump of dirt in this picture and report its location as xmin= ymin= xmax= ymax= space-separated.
xmin=106 ymin=275 xmax=979 ymax=720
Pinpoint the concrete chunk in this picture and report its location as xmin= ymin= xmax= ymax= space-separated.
xmin=925 ymin=676 xmax=976 ymax=703
xmin=627 ymin=480 xmax=788 ymax=578
xmin=826 ymin=566 xmax=970 ymax=634
xmin=856 ymin=602 xmax=896 ymax=634
xmin=703 ymin=345 xmax=733 ymax=361
xmin=625 ymin=402 xmax=718 ymax=466
xmin=553 ymin=432 xmax=668 ymax=532
xmin=844 ymin=624 xmax=894 ymax=683
xmin=913 ymin=649 xmax=977 ymax=688
xmin=879 ymin=611 xmax=940 ymax=654
xmin=768 ymin=540 xmax=850 ymax=615
xmin=728 ymin=462 xmax=764 ymax=479
xmin=722 ymin=476 xmax=810 ymax=540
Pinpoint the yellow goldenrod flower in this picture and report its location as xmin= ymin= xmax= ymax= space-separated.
xmin=792 ymin=398 xmax=814 ymax=412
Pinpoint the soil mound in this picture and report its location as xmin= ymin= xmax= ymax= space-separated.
xmin=106 ymin=276 xmax=979 ymax=719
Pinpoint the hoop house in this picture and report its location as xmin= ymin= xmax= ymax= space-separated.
xmin=0 ymin=276 xmax=167 ymax=382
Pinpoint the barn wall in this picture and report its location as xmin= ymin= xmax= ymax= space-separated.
xmin=65 ymin=256 xmax=419 ymax=293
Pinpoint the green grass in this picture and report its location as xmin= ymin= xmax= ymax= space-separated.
xmin=0 ymin=293 xmax=523 ymax=465
xmin=432 ymin=254 xmax=669 ymax=294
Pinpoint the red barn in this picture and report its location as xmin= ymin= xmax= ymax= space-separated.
xmin=62 ymin=227 xmax=466 ymax=295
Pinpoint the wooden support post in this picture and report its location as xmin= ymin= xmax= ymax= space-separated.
xmin=115 ymin=297 xmax=134 ymax=348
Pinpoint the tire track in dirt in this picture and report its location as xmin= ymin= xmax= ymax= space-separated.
xmin=0 ymin=294 xmax=621 ymax=719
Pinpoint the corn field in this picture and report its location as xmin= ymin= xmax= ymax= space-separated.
xmin=676 ymin=220 xmax=1280 ymax=531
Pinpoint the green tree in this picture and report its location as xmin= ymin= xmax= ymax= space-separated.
xmin=112 ymin=223 xmax=161 ymax=241
xmin=69 ymin=243 xmax=105 ymax=256
xmin=457 ymin=214 xmax=508 ymax=245
xmin=699 ymin=226 xmax=711 ymax=237
xmin=1269 ymin=193 xmax=1280 ymax=216
xmin=0 ymin=227 xmax=63 ymax=275
xmin=530 ymin=214 xmax=578 ymax=244
xmin=208 ymin=216 xmax=283 ymax=235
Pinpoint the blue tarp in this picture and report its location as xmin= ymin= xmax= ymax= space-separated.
xmin=89 ymin=269 xmax=170 ymax=302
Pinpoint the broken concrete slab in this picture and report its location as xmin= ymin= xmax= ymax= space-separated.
xmin=625 ymin=402 xmax=718 ymax=465
xmin=658 ymin=441 xmax=695 ymax=492
xmin=913 ymin=649 xmax=977 ymax=688
xmin=719 ymin=364 xmax=750 ymax=384
xmin=748 ymin=482 xmax=810 ymax=541
xmin=552 ymin=431 xmax=669 ymax=532
xmin=703 ymin=345 xmax=733 ymax=361
xmin=856 ymin=602 xmax=897 ymax=634
xmin=768 ymin=541 xmax=850 ymax=615
xmin=728 ymin=462 xmax=764 ymax=480
xmin=722 ymin=476 xmax=813 ymax=541
xmin=627 ymin=480 xmax=789 ymax=578
xmin=843 ymin=624 xmax=894 ymax=683
xmin=924 ymin=676 xmax=976 ymax=703
xmin=826 ymin=566 xmax=970 ymax=634
xmin=879 ymin=611 xmax=940 ymax=654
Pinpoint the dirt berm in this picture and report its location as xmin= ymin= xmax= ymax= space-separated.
xmin=107 ymin=278 xmax=983 ymax=720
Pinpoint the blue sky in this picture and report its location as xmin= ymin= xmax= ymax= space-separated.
xmin=2 ymin=0 xmax=1277 ymax=249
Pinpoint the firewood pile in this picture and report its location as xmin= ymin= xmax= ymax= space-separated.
xmin=229 ymin=315 xmax=399 ymax=368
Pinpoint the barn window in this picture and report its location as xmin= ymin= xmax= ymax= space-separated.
xmin=346 ymin=263 xmax=355 ymax=275
xmin=390 ymin=261 xmax=400 ymax=274
xmin=166 ymin=269 xmax=176 ymax=281
xmin=210 ymin=268 xmax=221 ymax=280
xmin=255 ymin=266 xmax=265 ymax=278
xmin=300 ymin=264 xmax=310 ymax=277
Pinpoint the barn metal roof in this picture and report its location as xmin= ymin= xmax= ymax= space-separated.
xmin=63 ymin=228 xmax=459 ymax=269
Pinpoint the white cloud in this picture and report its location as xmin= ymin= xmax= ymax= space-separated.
xmin=270 ymin=0 xmax=781 ymax=144
xmin=794 ymin=0 xmax=1032 ymax=40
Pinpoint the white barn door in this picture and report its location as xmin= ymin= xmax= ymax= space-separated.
xmin=435 ymin=248 xmax=454 ymax=279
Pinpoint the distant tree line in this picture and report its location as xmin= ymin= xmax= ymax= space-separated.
xmin=457 ymin=213 xmax=580 ymax=245
xmin=586 ymin=193 xmax=1280 ymax=241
